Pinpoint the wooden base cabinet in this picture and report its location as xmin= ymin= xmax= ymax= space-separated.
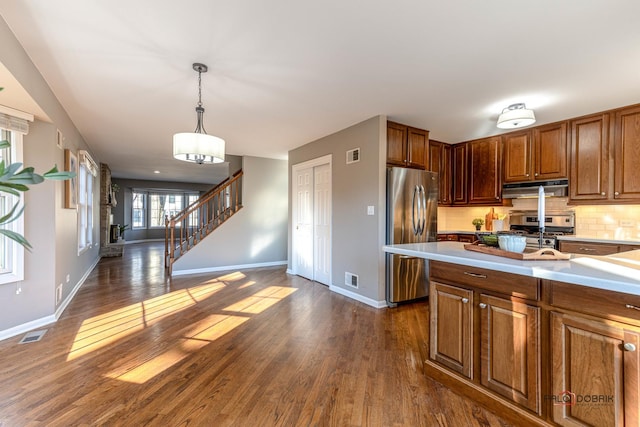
xmin=427 ymin=261 xmax=640 ymax=426
xmin=430 ymin=281 xmax=473 ymax=379
xmin=480 ymin=294 xmax=540 ymax=413
xmin=550 ymin=312 xmax=640 ymax=427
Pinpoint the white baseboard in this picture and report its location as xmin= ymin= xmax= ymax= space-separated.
xmin=329 ymin=285 xmax=387 ymax=308
xmin=172 ymin=260 xmax=288 ymax=276
xmin=0 ymin=255 xmax=100 ymax=342
xmin=124 ymin=239 xmax=164 ymax=245
xmin=0 ymin=315 xmax=56 ymax=342
xmin=286 ymin=268 xmax=294 ymax=275
xmin=55 ymin=255 xmax=100 ymax=319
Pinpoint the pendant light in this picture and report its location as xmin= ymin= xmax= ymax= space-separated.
xmin=173 ymin=63 xmax=225 ymax=164
xmin=497 ymin=103 xmax=536 ymax=129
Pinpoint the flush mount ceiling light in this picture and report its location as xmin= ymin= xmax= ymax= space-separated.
xmin=173 ymin=63 xmax=225 ymax=164
xmin=497 ymin=103 xmax=536 ymax=129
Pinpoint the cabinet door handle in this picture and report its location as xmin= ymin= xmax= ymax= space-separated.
xmin=534 ymin=173 xmax=538 ymax=177
xmin=601 ymin=192 xmax=606 ymax=196
xmin=479 ymin=303 xmax=487 ymax=309
xmin=461 ymin=298 xmax=469 ymax=304
xmin=579 ymin=247 xmax=597 ymax=252
xmin=525 ymin=173 xmax=530 ymax=177
xmin=624 ymin=343 xmax=637 ymax=352
xmin=614 ymin=191 xmax=620 ymax=196
xmin=463 ymin=272 xmax=487 ymax=279
xmin=626 ymin=304 xmax=640 ymax=311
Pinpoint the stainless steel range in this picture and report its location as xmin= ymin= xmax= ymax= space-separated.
xmin=508 ymin=210 xmax=575 ymax=249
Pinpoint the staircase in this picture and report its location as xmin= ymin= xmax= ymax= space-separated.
xmin=165 ymin=170 xmax=243 ymax=274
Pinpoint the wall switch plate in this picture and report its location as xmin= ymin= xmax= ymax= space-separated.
xmin=367 ymin=206 xmax=374 ymax=215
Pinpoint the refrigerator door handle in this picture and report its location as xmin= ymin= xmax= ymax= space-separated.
xmin=419 ymin=185 xmax=426 ymax=235
xmin=411 ymin=185 xmax=420 ymax=235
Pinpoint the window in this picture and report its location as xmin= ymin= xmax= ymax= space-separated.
xmin=149 ymin=193 xmax=183 ymax=227
xmin=77 ymin=151 xmax=97 ymax=253
xmin=132 ymin=192 xmax=146 ymax=229
xmin=0 ymin=128 xmax=24 ymax=284
xmin=134 ymin=191 xmax=200 ymax=229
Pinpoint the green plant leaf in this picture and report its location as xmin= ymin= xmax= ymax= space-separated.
xmin=0 ymin=182 xmax=30 ymax=193
xmin=43 ymin=165 xmax=76 ymax=180
xmin=0 ymin=229 xmax=32 ymax=250
xmin=0 ymin=140 xmax=10 ymax=149
xmin=0 ymin=202 xmax=23 ymax=225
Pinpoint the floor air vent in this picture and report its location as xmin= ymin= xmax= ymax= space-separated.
xmin=19 ymin=329 xmax=47 ymax=344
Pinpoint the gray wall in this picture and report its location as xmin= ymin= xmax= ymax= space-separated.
xmin=288 ymin=116 xmax=387 ymax=304
xmin=172 ymin=156 xmax=288 ymax=272
xmin=0 ymin=16 xmax=100 ymax=334
xmin=111 ymin=178 xmax=213 ymax=241
xmin=111 ymin=154 xmax=243 ymax=241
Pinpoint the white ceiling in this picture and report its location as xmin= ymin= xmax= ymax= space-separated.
xmin=1 ymin=1 xmax=640 ymax=183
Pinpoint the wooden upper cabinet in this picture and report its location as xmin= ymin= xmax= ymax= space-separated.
xmin=406 ymin=127 xmax=429 ymax=169
xmin=503 ymin=123 xmax=567 ymax=183
xmin=569 ymin=113 xmax=610 ymax=202
xmin=468 ymin=137 xmax=502 ymax=204
xmin=533 ymin=122 xmax=568 ymax=180
xmin=503 ymin=131 xmax=532 ymax=183
xmin=452 ymin=143 xmax=468 ymax=205
xmin=613 ymin=105 xmax=640 ymax=200
xmin=429 ymin=140 xmax=452 ymax=205
xmin=387 ymin=121 xmax=408 ymax=167
xmin=386 ymin=121 xmax=429 ymax=170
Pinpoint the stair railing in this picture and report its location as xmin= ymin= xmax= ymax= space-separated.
xmin=165 ymin=170 xmax=243 ymax=273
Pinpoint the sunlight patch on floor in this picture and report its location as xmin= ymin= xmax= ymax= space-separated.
xmin=102 ymin=285 xmax=297 ymax=384
xmin=238 ymin=280 xmax=256 ymax=289
xmin=106 ymin=314 xmax=248 ymax=384
xmin=66 ymin=281 xmax=226 ymax=361
xmin=223 ymin=286 xmax=297 ymax=314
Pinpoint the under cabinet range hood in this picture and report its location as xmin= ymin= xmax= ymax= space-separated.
xmin=502 ymin=179 xmax=569 ymax=199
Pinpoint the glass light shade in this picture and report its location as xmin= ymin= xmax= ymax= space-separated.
xmin=173 ymin=132 xmax=225 ymax=164
xmin=497 ymin=107 xmax=536 ymax=129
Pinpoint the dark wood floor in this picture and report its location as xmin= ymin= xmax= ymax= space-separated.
xmin=0 ymin=242 xmax=511 ymax=426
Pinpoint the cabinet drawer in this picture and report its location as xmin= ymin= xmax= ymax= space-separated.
xmin=430 ymin=261 xmax=539 ymax=300
xmin=558 ymin=241 xmax=620 ymax=255
xmin=549 ymin=280 xmax=640 ymax=325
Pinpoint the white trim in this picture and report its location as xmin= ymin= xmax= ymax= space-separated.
xmin=329 ymin=285 xmax=387 ymax=309
xmin=291 ymin=154 xmax=332 ymax=171
xmin=290 ymin=154 xmax=332 ymax=281
xmin=0 ymin=255 xmax=99 ymax=342
xmin=0 ymin=314 xmax=56 ymax=342
xmin=124 ymin=238 xmax=164 ymax=244
xmin=0 ymin=105 xmax=34 ymax=122
xmin=286 ymin=268 xmax=294 ymax=275
xmin=55 ymin=255 xmax=100 ymax=319
xmin=172 ymin=260 xmax=288 ymax=276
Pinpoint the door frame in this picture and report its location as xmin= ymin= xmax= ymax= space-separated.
xmin=291 ymin=154 xmax=332 ymax=282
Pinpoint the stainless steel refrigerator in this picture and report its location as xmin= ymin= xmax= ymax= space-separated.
xmin=386 ymin=167 xmax=438 ymax=306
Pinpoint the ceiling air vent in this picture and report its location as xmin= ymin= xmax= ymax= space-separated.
xmin=346 ymin=148 xmax=360 ymax=164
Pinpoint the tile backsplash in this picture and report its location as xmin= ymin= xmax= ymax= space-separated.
xmin=438 ymin=198 xmax=640 ymax=241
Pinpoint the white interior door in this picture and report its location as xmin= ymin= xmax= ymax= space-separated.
xmin=292 ymin=156 xmax=332 ymax=285
xmin=313 ymin=163 xmax=331 ymax=285
xmin=294 ymin=167 xmax=313 ymax=280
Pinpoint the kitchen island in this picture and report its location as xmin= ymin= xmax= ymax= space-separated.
xmin=383 ymin=241 xmax=640 ymax=427
xmin=384 ymin=241 xmax=640 ymax=296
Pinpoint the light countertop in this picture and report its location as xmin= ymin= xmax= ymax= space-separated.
xmin=556 ymin=235 xmax=640 ymax=245
xmin=383 ymin=241 xmax=640 ymax=296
